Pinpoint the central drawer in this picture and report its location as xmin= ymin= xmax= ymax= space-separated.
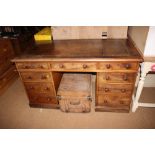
xmin=51 ymin=62 xmax=97 ymax=71
xmin=20 ymin=72 xmax=52 ymax=82
xmin=98 ymin=72 xmax=136 ymax=84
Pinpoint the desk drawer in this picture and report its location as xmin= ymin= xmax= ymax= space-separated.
xmin=97 ymin=94 xmax=131 ymax=107
xmin=98 ymin=72 xmax=136 ymax=84
xmin=24 ymin=82 xmax=55 ymax=95
xmin=99 ymin=62 xmax=138 ymax=71
xmin=16 ymin=62 xmax=49 ymax=70
xmin=97 ymin=84 xmax=133 ymax=94
xmin=29 ymin=93 xmax=57 ymax=104
xmin=20 ymin=72 xmax=52 ymax=82
xmin=51 ymin=62 xmax=97 ymax=71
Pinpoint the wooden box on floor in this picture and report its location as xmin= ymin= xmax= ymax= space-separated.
xmin=57 ymin=73 xmax=92 ymax=113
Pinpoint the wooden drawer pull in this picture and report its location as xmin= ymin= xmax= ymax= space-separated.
xmin=104 ymin=88 xmax=109 ymax=92
xmin=44 ymin=87 xmax=50 ymax=91
xmin=125 ymin=64 xmax=131 ymax=69
xmin=106 ymin=64 xmax=111 ymax=69
xmin=29 ymin=86 xmax=34 ymax=90
xmin=41 ymin=75 xmax=49 ymax=79
xmin=83 ymin=64 xmax=88 ymax=69
xmin=40 ymin=65 xmax=45 ymax=69
xmin=59 ymin=64 xmax=64 ymax=68
xmin=104 ymin=100 xmax=108 ymax=104
xmin=105 ymin=76 xmax=110 ymax=80
xmin=120 ymin=101 xmax=124 ymax=104
xmin=28 ymin=76 xmax=32 ymax=79
xmin=123 ymin=75 xmax=128 ymax=81
xmin=47 ymin=97 xmax=51 ymax=101
xmin=121 ymin=89 xmax=126 ymax=93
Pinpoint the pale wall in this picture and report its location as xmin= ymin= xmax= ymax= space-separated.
xmin=128 ymin=26 xmax=149 ymax=54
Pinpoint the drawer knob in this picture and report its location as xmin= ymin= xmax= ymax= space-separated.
xmin=105 ymin=76 xmax=110 ymax=80
xmin=106 ymin=64 xmax=111 ymax=69
xmin=41 ymin=75 xmax=49 ymax=79
xmin=28 ymin=76 xmax=32 ymax=79
xmin=59 ymin=64 xmax=64 ymax=68
xmin=45 ymin=87 xmax=50 ymax=91
xmin=83 ymin=64 xmax=88 ymax=69
xmin=104 ymin=100 xmax=108 ymax=104
xmin=47 ymin=97 xmax=51 ymax=101
xmin=40 ymin=65 xmax=45 ymax=69
xmin=121 ymin=89 xmax=126 ymax=93
xmin=29 ymin=86 xmax=34 ymax=90
xmin=125 ymin=64 xmax=131 ymax=69
xmin=25 ymin=66 xmax=31 ymax=69
xmin=104 ymin=88 xmax=109 ymax=92
xmin=123 ymin=75 xmax=128 ymax=81
xmin=120 ymin=101 xmax=124 ymax=104
xmin=3 ymin=48 xmax=7 ymax=52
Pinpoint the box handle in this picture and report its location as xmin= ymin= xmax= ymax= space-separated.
xmin=70 ymin=101 xmax=80 ymax=105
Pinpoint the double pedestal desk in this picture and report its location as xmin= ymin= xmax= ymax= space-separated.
xmin=12 ymin=39 xmax=143 ymax=113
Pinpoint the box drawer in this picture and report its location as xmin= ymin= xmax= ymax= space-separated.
xmin=51 ymin=62 xmax=97 ymax=71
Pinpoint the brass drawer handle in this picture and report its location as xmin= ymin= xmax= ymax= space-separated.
xmin=106 ymin=64 xmax=111 ymax=69
xmin=104 ymin=88 xmax=109 ymax=92
xmin=125 ymin=64 xmax=131 ymax=69
xmin=83 ymin=64 xmax=88 ymax=69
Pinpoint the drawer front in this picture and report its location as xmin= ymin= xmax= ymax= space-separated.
xmin=29 ymin=93 xmax=58 ymax=104
xmin=24 ymin=82 xmax=55 ymax=95
xmin=16 ymin=62 xmax=49 ymax=70
xmin=20 ymin=72 xmax=52 ymax=82
xmin=97 ymin=84 xmax=133 ymax=94
xmin=51 ymin=62 xmax=97 ymax=71
xmin=97 ymin=94 xmax=131 ymax=107
xmin=99 ymin=62 xmax=138 ymax=71
xmin=98 ymin=72 xmax=136 ymax=83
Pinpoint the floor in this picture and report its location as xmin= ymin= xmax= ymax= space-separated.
xmin=0 ymin=77 xmax=155 ymax=129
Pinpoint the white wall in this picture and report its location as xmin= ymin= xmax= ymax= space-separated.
xmin=144 ymin=26 xmax=155 ymax=56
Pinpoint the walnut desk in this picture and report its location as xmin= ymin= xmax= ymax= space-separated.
xmin=12 ymin=39 xmax=143 ymax=113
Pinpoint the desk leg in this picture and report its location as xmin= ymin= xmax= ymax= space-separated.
xmin=132 ymin=63 xmax=148 ymax=112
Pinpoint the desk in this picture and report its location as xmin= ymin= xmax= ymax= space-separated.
xmin=12 ymin=39 xmax=143 ymax=112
